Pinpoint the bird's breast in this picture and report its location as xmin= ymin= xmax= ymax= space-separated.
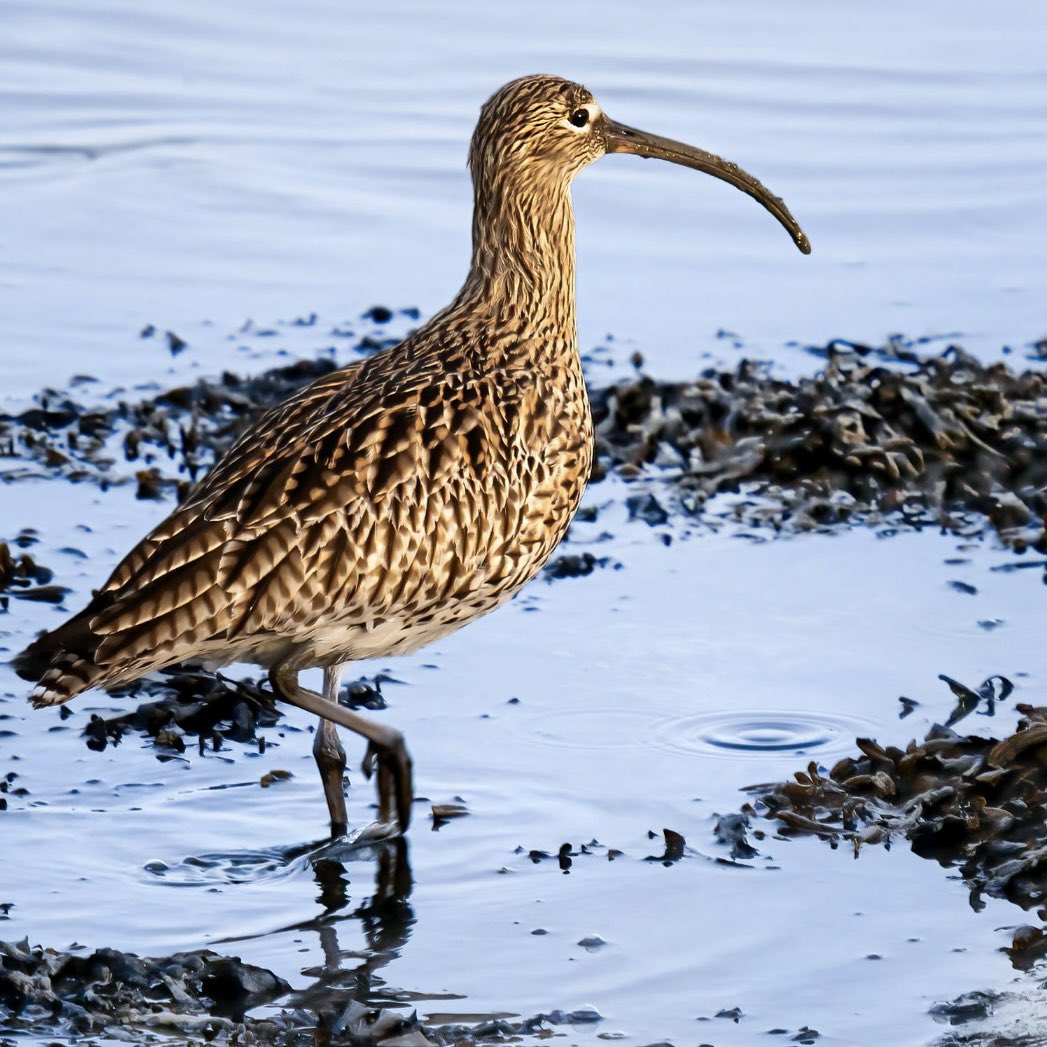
xmin=287 ymin=365 xmax=594 ymax=663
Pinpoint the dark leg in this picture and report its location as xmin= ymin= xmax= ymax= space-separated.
xmin=316 ymin=665 xmax=349 ymax=837
xmin=271 ymin=660 xmax=413 ymax=833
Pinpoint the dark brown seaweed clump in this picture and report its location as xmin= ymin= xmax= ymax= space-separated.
xmin=0 ymin=538 xmax=69 ymax=609
xmin=0 ymin=357 xmax=341 ymax=497
xmin=0 ymin=938 xmax=603 ymax=1045
xmin=66 ymin=668 xmax=390 ymax=758
xmin=592 ymin=342 xmax=1047 ymax=547
xmin=930 ymin=984 xmax=1047 ymax=1047
xmin=77 ymin=668 xmax=284 ymax=755
xmin=0 ymin=940 xmax=289 ymax=1038
xmin=747 ymin=701 xmax=1047 ymax=940
xmin=3 ymin=333 xmax=1047 ymax=546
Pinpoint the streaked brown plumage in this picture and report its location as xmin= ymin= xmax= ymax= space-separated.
xmin=19 ymin=74 xmax=809 ymax=837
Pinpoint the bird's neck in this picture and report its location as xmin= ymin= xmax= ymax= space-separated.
xmin=455 ymin=172 xmax=577 ymax=360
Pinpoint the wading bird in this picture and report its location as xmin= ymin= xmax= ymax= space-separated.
xmin=18 ymin=75 xmax=809 ymax=838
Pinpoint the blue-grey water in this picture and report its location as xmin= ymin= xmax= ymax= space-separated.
xmin=3 ymin=0 xmax=1047 ymax=392
xmin=2 ymin=2 xmax=1046 ymax=1044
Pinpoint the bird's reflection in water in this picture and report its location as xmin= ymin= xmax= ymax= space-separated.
xmin=291 ymin=837 xmax=467 ymax=1041
xmin=215 ymin=835 xmax=468 ymax=1037
xmin=299 ymin=836 xmax=415 ymax=990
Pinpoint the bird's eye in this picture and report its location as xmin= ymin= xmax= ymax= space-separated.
xmin=569 ymin=108 xmax=590 ymax=128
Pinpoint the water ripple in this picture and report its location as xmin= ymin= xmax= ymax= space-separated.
xmin=650 ymin=710 xmax=875 ymax=760
xmin=521 ymin=706 xmax=876 ymax=760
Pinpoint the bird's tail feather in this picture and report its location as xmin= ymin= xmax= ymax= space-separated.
xmin=12 ymin=602 xmax=102 ymax=680
xmin=28 ymin=654 xmax=101 ymax=707
xmin=13 ymin=599 xmax=111 ymax=707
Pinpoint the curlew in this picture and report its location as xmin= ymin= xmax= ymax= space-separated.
xmin=17 ymin=75 xmax=809 ymax=838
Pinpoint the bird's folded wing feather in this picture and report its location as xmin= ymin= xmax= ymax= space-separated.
xmin=84 ymin=353 xmax=540 ymax=670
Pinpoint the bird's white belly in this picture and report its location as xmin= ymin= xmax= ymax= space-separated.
xmin=194 ymin=610 xmax=473 ymax=672
xmin=303 ymin=612 xmax=473 ymax=662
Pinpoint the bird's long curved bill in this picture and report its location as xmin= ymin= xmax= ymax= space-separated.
xmin=604 ymin=118 xmax=811 ymax=255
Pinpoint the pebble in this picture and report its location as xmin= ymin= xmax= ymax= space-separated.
xmin=577 ymin=935 xmax=608 ymax=950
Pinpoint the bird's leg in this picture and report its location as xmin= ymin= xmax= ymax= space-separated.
xmin=316 ymin=664 xmax=349 ymax=837
xmin=271 ymin=660 xmax=413 ymax=833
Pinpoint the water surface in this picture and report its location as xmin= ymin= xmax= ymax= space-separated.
xmin=3 ymin=476 xmax=1045 ymax=1043
xmin=2 ymin=0 xmax=1046 ymax=394
xmin=2 ymin=3 xmax=1046 ymax=1043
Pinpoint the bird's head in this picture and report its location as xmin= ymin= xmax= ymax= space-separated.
xmin=469 ymin=74 xmax=810 ymax=254
xmin=469 ymin=75 xmax=606 ymax=186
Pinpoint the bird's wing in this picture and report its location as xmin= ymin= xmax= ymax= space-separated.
xmin=74 ymin=352 xmax=541 ymax=678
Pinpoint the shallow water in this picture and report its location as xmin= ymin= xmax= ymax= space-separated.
xmin=3 ymin=471 xmax=1046 ymax=1044
xmin=2 ymin=3 xmax=1047 ymax=1044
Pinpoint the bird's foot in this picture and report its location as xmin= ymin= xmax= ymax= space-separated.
xmin=362 ymin=734 xmax=413 ymax=832
xmin=333 ymin=819 xmax=403 ymax=847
